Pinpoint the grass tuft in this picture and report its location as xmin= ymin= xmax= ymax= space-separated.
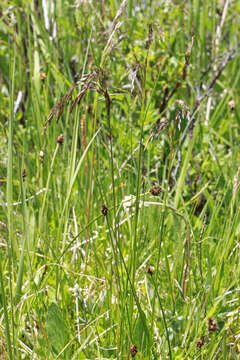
xmin=0 ymin=0 xmax=240 ymax=358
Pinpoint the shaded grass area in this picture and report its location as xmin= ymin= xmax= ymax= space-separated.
xmin=0 ymin=0 xmax=240 ymax=358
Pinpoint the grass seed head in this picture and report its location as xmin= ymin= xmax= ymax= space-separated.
xmin=196 ymin=335 xmax=205 ymax=348
xmin=130 ymin=344 xmax=138 ymax=357
xmin=207 ymin=317 xmax=218 ymax=333
xmin=57 ymin=134 xmax=64 ymax=144
xmin=146 ymin=23 xmax=153 ymax=49
xmin=39 ymin=150 xmax=44 ymax=164
xmin=22 ymin=169 xmax=26 ymax=181
xmin=101 ymin=204 xmax=108 ymax=216
xmin=149 ymin=186 xmax=162 ymax=196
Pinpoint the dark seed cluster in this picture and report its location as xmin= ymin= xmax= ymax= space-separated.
xmin=101 ymin=204 xmax=108 ymax=216
xmin=149 ymin=186 xmax=162 ymax=196
xmin=130 ymin=344 xmax=138 ymax=357
xmin=207 ymin=317 xmax=218 ymax=333
xmin=196 ymin=335 xmax=205 ymax=349
xmin=57 ymin=134 xmax=64 ymax=144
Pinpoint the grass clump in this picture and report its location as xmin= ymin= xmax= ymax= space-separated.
xmin=0 ymin=0 xmax=240 ymax=359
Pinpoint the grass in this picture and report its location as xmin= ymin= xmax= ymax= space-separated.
xmin=0 ymin=0 xmax=240 ymax=358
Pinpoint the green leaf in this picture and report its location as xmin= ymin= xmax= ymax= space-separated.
xmin=46 ymin=303 xmax=70 ymax=357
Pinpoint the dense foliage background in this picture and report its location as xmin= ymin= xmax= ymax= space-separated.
xmin=0 ymin=0 xmax=240 ymax=358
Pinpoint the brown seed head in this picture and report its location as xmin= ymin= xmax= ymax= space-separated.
xmin=57 ymin=134 xmax=64 ymax=144
xmin=22 ymin=169 xmax=27 ymax=181
xmin=146 ymin=23 xmax=153 ymax=49
xmin=149 ymin=186 xmax=162 ymax=196
xmin=196 ymin=335 xmax=205 ymax=348
xmin=207 ymin=317 xmax=218 ymax=333
xmin=130 ymin=344 xmax=138 ymax=357
xmin=39 ymin=150 xmax=44 ymax=164
xmin=101 ymin=204 xmax=108 ymax=216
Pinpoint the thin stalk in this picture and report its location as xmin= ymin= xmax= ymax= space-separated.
xmin=128 ymin=0 xmax=133 ymax=18
xmin=0 ymin=256 xmax=13 ymax=359
xmin=39 ymin=143 xmax=60 ymax=228
xmin=150 ymin=276 xmax=172 ymax=360
xmin=132 ymin=52 xmax=148 ymax=294
xmin=61 ymin=106 xmax=80 ymax=254
xmin=15 ymin=168 xmax=28 ymax=304
xmin=130 ymin=50 xmax=150 ymax=345
xmin=150 ymin=141 xmax=173 ymax=350
xmin=6 ymin=33 xmax=16 ymax=358
xmin=84 ymin=91 xmax=98 ymax=270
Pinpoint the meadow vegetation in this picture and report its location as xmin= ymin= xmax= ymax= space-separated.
xmin=0 ymin=0 xmax=240 ymax=358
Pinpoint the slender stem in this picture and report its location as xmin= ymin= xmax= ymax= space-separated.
xmin=39 ymin=143 xmax=60 ymax=228
xmin=0 ymin=255 xmax=13 ymax=359
xmin=150 ymin=276 xmax=172 ymax=360
xmin=6 ymin=33 xmax=16 ymax=358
